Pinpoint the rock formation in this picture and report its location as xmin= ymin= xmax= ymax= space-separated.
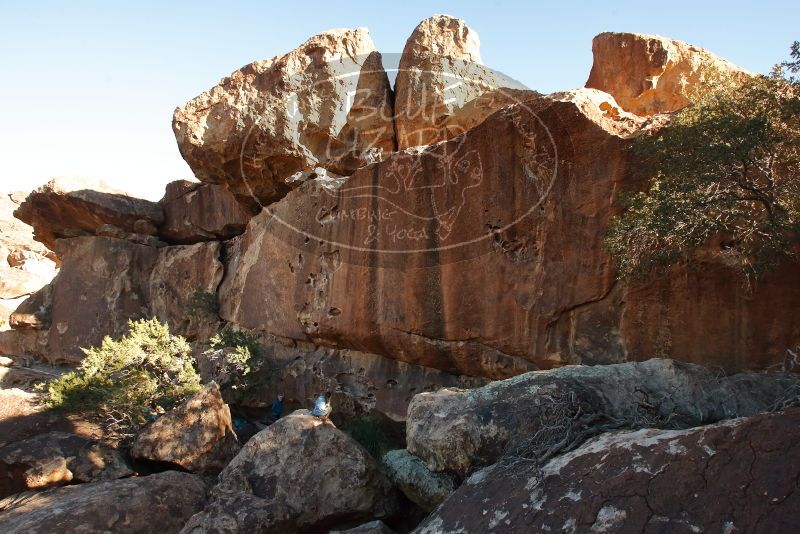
xmin=405 ymin=359 xmax=800 ymax=476
xmin=394 ymin=15 xmax=529 ymax=148
xmin=0 ymin=431 xmax=132 ymax=498
xmin=586 ymin=32 xmax=750 ymax=115
xmin=158 ymin=180 xmax=255 ymax=244
xmin=173 ymin=28 xmax=396 ymax=207
xmin=382 ymin=449 xmax=457 ymax=511
xmin=13 ymin=177 xmax=164 ymax=252
xmin=131 ymin=382 xmax=239 ymax=474
xmin=0 ymin=193 xmax=57 ymax=326
xmin=180 ymin=410 xmax=398 ymax=533
xmin=0 ymin=471 xmax=208 ymax=534
xmin=332 ymin=521 xmax=397 ymax=534
xmin=415 ymin=409 xmax=800 ymax=533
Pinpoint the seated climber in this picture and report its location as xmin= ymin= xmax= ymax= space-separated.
xmin=312 ymin=391 xmax=333 ymax=421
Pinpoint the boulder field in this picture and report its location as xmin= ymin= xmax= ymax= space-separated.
xmin=1 ymin=14 xmax=800 ymax=532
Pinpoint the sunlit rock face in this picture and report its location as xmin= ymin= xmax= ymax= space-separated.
xmin=173 ymin=28 xmax=396 ymax=207
xmin=393 ymin=14 xmax=529 ymax=149
xmin=586 ymin=32 xmax=750 ymax=116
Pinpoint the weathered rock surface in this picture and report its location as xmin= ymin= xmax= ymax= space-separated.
xmin=0 ymin=431 xmax=132 ymax=498
xmin=180 ymin=410 xmax=398 ymax=533
xmin=198 ymin=338 xmax=486 ymax=422
xmin=44 ymin=236 xmax=158 ymax=363
xmin=332 ymin=520 xmax=397 ymax=534
xmin=0 ymin=471 xmax=208 ymax=534
xmin=131 ymin=382 xmax=239 ymax=474
xmin=158 ymin=180 xmax=255 ymax=244
xmin=33 ymin=236 xmax=223 ymax=363
xmin=0 ymin=193 xmax=57 ymax=325
xmin=394 ymin=15 xmax=528 ymax=148
xmin=217 ymin=81 xmax=800 ymax=376
xmin=415 ymin=409 xmax=800 ymax=533
xmin=406 ymin=358 xmax=800 ymax=476
xmin=149 ymin=241 xmax=224 ymax=341
xmin=13 ymin=177 xmax=164 ymax=252
xmin=8 ymin=283 xmax=51 ymax=330
xmin=173 ymin=28 xmax=396 ymax=207
xmin=382 ymin=449 xmax=456 ymax=511
xmin=586 ymin=32 xmax=750 ymax=116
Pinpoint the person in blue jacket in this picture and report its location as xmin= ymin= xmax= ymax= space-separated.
xmin=271 ymin=393 xmax=284 ymax=421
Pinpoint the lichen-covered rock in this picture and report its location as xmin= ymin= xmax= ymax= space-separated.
xmin=13 ymin=177 xmax=164 ymax=252
xmin=0 ymin=471 xmax=208 ymax=534
xmin=0 ymin=431 xmax=133 ymax=498
xmin=180 ymin=410 xmax=398 ymax=533
xmin=382 ymin=449 xmax=456 ymax=511
xmin=415 ymin=409 xmax=800 ymax=533
xmin=394 ymin=15 xmax=528 ymax=148
xmin=173 ymin=28 xmax=396 ymax=207
xmin=158 ymin=180 xmax=255 ymax=244
xmin=131 ymin=382 xmax=239 ymax=474
xmin=585 ymin=32 xmax=750 ymax=116
xmin=406 ymin=358 xmax=800 ymax=476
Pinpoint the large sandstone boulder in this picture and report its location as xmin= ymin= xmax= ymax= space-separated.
xmin=158 ymin=180 xmax=255 ymax=244
xmin=585 ymin=32 xmax=750 ymax=116
xmin=198 ymin=338 xmax=486 ymax=422
xmin=415 ymin=409 xmax=800 ymax=533
xmin=180 ymin=410 xmax=398 ymax=533
xmin=131 ymin=382 xmax=239 ymax=474
xmin=394 ymin=15 xmax=529 ymax=148
xmin=13 ymin=177 xmax=164 ymax=252
xmin=0 ymin=471 xmax=208 ymax=534
xmin=173 ymin=28 xmax=396 ymax=207
xmin=0 ymin=431 xmax=132 ymax=498
xmin=216 ymin=83 xmax=800 ymax=376
xmin=382 ymin=449 xmax=456 ymax=511
xmin=0 ymin=193 xmax=57 ymax=325
xmin=405 ymin=358 xmax=800 ymax=476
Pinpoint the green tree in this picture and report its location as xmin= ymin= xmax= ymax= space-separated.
xmin=606 ymin=45 xmax=800 ymax=280
xmin=44 ymin=318 xmax=201 ymax=435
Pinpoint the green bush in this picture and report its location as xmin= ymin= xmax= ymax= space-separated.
xmin=43 ymin=318 xmax=200 ymax=434
xmin=209 ymin=327 xmax=261 ymax=357
xmin=348 ymin=419 xmax=392 ymax=459
xmin=186 ymin=291 xmax=220 ymax=317
xmin=607 ymin=46 xmax=800 ymax=280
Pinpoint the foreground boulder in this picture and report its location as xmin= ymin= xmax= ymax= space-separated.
xmin=585 ymin=32 xmax=750 ymax=115
xmin=394 ymin=15 xmax=528 ymax=148
xmin=158 ymin=180 xmax=255 ymax=244
xmin=180 ymin=410 xmax=398 ymax=533
xmin=0 ymin=471 xmax=208 ymax=534
xmin=406 ymin=358 xmax=800 ymax=476
xmin=173 ymin=28 xmax=396 ymax=207
xmin=131 ymin=382 xmax=239 ymax=474
xmin=382 ymin=449 xmax=456 ymax=511
xmin=0 ymin=431 xmax=132 ymax=498
xmin=13 ymin=177 xmax=164 ymax=252
xmin=416 ymin=408 xmax=800 ymax=533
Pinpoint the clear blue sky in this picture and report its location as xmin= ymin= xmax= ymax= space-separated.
xmin=1 ymin=1 xmax=797 ymax=200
